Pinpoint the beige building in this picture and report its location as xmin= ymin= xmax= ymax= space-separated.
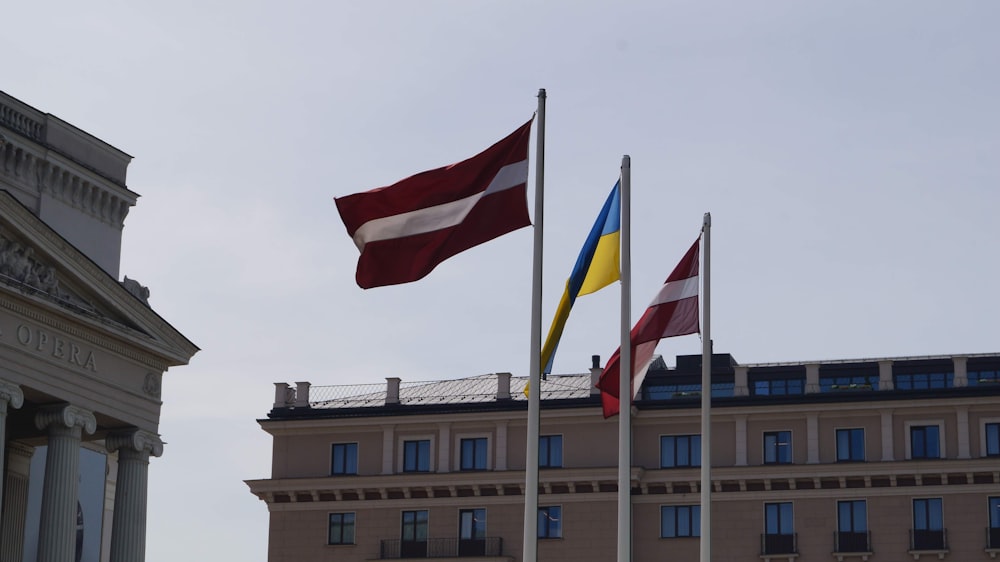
xmin=0 ymin=91 xmax=197 ymax=561
xmin=248 ymin=352 xmax=1000 ymax=562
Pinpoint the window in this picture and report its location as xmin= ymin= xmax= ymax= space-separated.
xmin=910 ymin=425 xmax=940 ymax=459
xmin=331 ymin=443 xmax=358 ymax=475
xmin=836 ymin=500 xmax=869 ymax=552
xmin=538 ymin=506 xmax=562 ymax=539
xmin=661 ymin=435 xmax=701 ymax=468
xmin=460 ymin=438 xmax=488 ymax=471
xmin=328 ymin=512 xmax=356 ymax=545
xmin=989 ymin=497 xmax=1000 ymax=549
xmin=820 ymin=374 xmax=878 ymax=392
xmin=644 ymin=382 xmax=735 ymax=399
xmin=969 ymin=370 xmax=1000 ymax=386
xmin=539 ymin=435 xmax=563 ymax=468
xmin=912 ymin=498 xmax=945 ymax=550
xmin=986 ymin=423 xmax=1000 ymax=457
xmin=763 ymin=502 xmax=795 ymax=554
xmin=459 ymin=508 xmax=487 ymax=556
xmin=836 ymin=428 xmax=865 ymax=462
xmin=895 ymin=372 xmax=953 ymax=390
xmin=764 ymin=431 xmax=792 ymax=464
xmin=661 ymin=505 xmax=700 ymax=538
xmin=401 ymin=510 xmax=429 ymax=557
xmin=752 ymin=377 xmax=804 ymax=396
xmin=403 ymin=440 xmax=431 ymax=472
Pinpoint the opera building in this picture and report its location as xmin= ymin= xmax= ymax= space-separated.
xmin=0 ymin=91 xmax=197 ymax=562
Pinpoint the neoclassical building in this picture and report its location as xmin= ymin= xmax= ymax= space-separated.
xmin=0 ymin=91 xmax=197 ymax=562
xmin=249 ymin=351 xmax=1000 ymax=561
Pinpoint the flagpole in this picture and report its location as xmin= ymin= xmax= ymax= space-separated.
xmin=522 ymin=88 xmax=545 ymax=562
xmin=699 ymin=212 xmax=712 ymax=562
xmin=617 ymin=155 xmax=632 ymax=562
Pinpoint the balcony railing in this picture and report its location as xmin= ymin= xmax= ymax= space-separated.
xmin=987 ymin=527 xmax=1000 ymax=549
xmin=910 ymin=528 xmax=948 ymax=551
xmin=834 ymin=530 xmax=871 ymax=553
xmin=380 ymin=537 xmax=503 ymax=559
xmin=760 ymin=532 xmax=797 ymax=555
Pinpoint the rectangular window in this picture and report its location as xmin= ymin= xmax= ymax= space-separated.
xmin=538 ymin=506 xmax=562 ymax=539
xmin=661 ymin=435 xmax=701 ymax=468
xmin=820 ymin=374 xmax=878 ymax=392
xmin=836 ymin=428 xmax=865 ymax=462
xmin=763 ymin=502 xmax=795 ymax=554
xmin=458 ymin=509 xmax=487 ymax=556
xmin=895 ymin=372 xmax=954 ymax=390
xmin=764 ymin=431 xmax=792 ymax=464
xmin=986 ymin=423 xmax=1000 ymax=457
xmin=328 ymin=512 xmax=356 ymax=545
xmin=401 ymin=510 xmax=429 ymax=558
xmin=836 ymin=500 xmax=868 ymax=552
xmin=912 ymin=498 xmax=945 ymax=550
xmin=331 ymin=443 xmax=358 ymax=475
xmin=990 ymin=497 xmax=1000 ymax=549
xmin=539 ymin=435 xmax=563 ymax=468
xmin=753 ymin=378 xmax=804 ymax=396
xmin=910 ymin=426 xmax=940 ymax=459
xmin=969 ymin=370 xmax=1000 ymax=386
xmin=403 ymin=440 xmax=431 ymax=472
xmin=661 ymin=505 xmax=701 ymax=538
xmin=460 ymin=438 xmax=488 ymax=471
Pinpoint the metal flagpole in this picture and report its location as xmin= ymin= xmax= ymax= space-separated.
xmin=617 ymin=155 xmax=632 ymax=562
xmin=699 ymin=212 xmax=712 ymax=562
xmin=522 ymin=88 xmax=545 ymax=562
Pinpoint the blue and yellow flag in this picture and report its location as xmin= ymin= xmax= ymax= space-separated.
xmin=541 ymin=182 xmax=621 ymax=374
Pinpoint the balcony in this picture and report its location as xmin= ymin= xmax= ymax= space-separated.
xmin=833 ymin=531 xmax=872 ymax=561
xmin=379 ymin=537 xmax=504 ymax=559
xmin=986 ymin=527 xmax=1000 ymax=558
xmin=760 ymin=532 xmax=797 ymax=558
xmin=908 ymin=529 xmax=947 ymax=559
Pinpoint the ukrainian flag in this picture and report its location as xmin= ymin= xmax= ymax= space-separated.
xmin=541 ymin=182 xmax=621 ymax=374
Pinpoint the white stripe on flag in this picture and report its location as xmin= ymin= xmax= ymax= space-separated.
xmin=351 ymin=159 xmax=528 ymax=250
xmin=648 ymin=275 xmax=699 ymax=307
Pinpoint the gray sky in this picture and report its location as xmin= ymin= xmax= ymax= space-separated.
xmin=4 ymin=1 xmax=999 ymax=560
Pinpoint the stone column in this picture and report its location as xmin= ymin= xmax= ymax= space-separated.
xmin=34 ymin=404 xmax=96 ymax=562
xmin=0 ymin=379 xmax=25 ymax=504
xmin=805 ymin=364 xmax=820 ymax=394
xmin=106 ymin=430 xmax=163 ymax=562
xmin=0 ymin=442 xmax=33 ymax=562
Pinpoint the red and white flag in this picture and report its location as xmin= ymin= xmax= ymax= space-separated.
xmin=336 ymin=119 xmax=534 ymax=289
xmin=597 ymin=237 xmax=700 ymax=417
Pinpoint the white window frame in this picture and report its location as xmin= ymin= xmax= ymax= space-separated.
xmin=454 ymin=432 xmax=492 ymax=471
xmin=397 ymin=434 xmax=436 ymax=473
xmin=904 ymin=420 xmax=945 ymax=460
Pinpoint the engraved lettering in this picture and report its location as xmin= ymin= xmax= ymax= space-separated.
xmin=16 ymin=325 xmax=31 ymax=345
xmin=83 ymin=352 xmax=96 ymax=372
xmin=52 ymin=337 xmax=65 ymax=359
xmin=35 ymin=331 xmax=48 ymax=352
xmin=70 ymin=343 xmax=82 ymax=365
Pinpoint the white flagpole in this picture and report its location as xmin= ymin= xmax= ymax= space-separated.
xmin=699 ymin=212 xmax=712 ymax=562
xmin=522 ymin=88 xmax=545 ymax=562
xmin=617 ymin=155 xmax=632 ymax=562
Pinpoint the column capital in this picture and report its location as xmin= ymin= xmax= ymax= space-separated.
xmin=106 ymin=429 xmax=164 ymax=458
xmin=0 ymin=379 xmax=24 ymax=410
xmin=34 ymin=404 xmax=96 ymax=435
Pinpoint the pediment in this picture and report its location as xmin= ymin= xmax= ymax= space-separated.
xmin=0 ymin=190 xmax=197 ymax=367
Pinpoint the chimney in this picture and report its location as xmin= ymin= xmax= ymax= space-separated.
xmin=293 ymin=381 xmax=311 ymax=408
xmin=496 ymin=372 xmax=512 ymax=400
xmin=590 ymin=355 xmax=602 ymax=396
xmin=386 ymin=377 xmax=401 ymax=405
xmin=273 ymin=383 xmax=291 ymax=408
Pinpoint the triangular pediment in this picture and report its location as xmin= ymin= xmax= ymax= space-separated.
xmin=0 ymin=190 xmax=198 ymax=367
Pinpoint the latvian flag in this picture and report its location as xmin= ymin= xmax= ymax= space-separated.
xmin=335 ymin=119 xmax=533 ymax=289
xmin=597 ymin=236 xmax=701 ymax=418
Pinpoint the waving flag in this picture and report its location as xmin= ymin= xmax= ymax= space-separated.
xmin=597 ymin=236 xmax=700 ymax=417
xmin=541 ymin=182 xmax=621 ymax=374
xmin=336 ymin=119 xmax=533 ymax=289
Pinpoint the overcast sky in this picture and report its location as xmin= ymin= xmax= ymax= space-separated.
xmin=4 ymin=1 xmax=999 ymax=560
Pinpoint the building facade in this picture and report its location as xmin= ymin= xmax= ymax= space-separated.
xmin=0 ymin=91 xmax=197 ymax=562
xmin=249 ymin=352 xmax=1000 ymax=562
